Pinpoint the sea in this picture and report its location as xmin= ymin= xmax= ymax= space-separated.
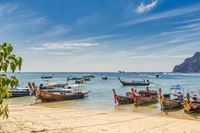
xmin=4 ymin=72 xmax=200 ymax=119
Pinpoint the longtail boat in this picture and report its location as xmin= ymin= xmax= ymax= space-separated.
xmin=35 ymin=91 xmax=88 ymax=102
xmin=41 ymin=75 xmax=53 ymax=79
xmin=82 ymin=75 xmax=95 ymax=78
xmin=67 ymin=77 xmax=82 ymax=80
xmin=9 ymin=88 xmax=31 ymax=97
xmin=112 ymin=88 xmax=158 ymax=105
xmin=83 ymin=77 xmax=91 ymax=81
xmin=102 ymin=76 xmax=108 ymax=80
xmin=118 ymin=77 xmax=150 ymax=86
xmin=75 ymin=79 xmax=85 ymax=84
xmin=184 ymin=89 xmax=200 ymax=114
xmin=28 ymin=82 xmax=90 ymax=102
xmin=158 ymin=85 xmax=184 ymax=110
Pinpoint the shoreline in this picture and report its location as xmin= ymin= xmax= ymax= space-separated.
xmin=0 ymin=104 xmax=200 ymax=133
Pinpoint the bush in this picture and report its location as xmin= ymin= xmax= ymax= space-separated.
xmin=0 ymin=42 xmax=22 ymax=119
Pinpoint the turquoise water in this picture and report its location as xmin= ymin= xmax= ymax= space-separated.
xmin=5 ymin=72 xmax=200 ymax=111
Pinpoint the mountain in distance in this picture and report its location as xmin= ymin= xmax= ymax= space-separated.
xmin=173 ymin=52 xmax=200 ymax=73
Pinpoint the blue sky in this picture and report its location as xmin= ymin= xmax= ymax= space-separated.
xmin=0 ymin=0 xmax=200 ymax=72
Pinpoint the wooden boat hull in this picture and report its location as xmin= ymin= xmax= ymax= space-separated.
xmin=117 ymin=96 xmax=133 ymax=105
xmin=136 ymin=96 xmax=158 ymax=105
xmin=68 ymin=77 xmax=82 ymax=80
xmin=82 ymin=75 xmax=95 ymax=78
xmin=41 ymin=76 xmax=53 ymax=79
xmin=9 ymin=89 xmax=30 ymax=97
xmin=118 ymin=77 xmax=150 ymax=86
xmin=159 ymin=98 xmax=182 ymax=109
xmin=184 ymin=93 xmax=200 ymax=114
xmin=83 ymin=78 xmax=91 ymax=81
xmin=184 ymin=102 xmax=200 ymax=114
xmin=36 ymin=91 xmax=87 ymax=102
xmin=11 ymin=93 xmax=30 ymax=97
xmin=117 ymin=95 xmax=157 ymax=105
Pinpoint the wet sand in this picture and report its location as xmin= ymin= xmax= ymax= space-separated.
xmin=0 ymin=104 xmax=200 ymax=133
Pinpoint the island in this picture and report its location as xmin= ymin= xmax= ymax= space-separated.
xmin=173 ymin=52 xmax=200 ymax=73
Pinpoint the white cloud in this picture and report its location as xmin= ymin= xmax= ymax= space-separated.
xmin=0 ymin=3 xmax=18 ymax=16
xmin=0 ymin=3 xmax=50 ymax=36
xmin=31 ymin=16 xmax=48 ymax=25
xmin=31 ymin=42 xmax=99 ymax=50
xmin=73 ymin=34 xmax=124 ymax=43
xmin=46 ymin=52 xmax=73 ymax=55
xmin=176 ymin=22 xmax=200 ymax=30
xmin=181 ymin=18 xmax=200 ymax=24
xmin=121 ymin=4 xmax=200 ymax=27
xmin=136 ymin=0 xmax=158 ymax=13
xmin=127 ymin=54 xmax=191 ymax=59
xmin=35 ymin=25 xmax=71 ymax=38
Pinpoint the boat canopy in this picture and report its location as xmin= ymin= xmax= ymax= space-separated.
xmin=131 ymin=79 xmax=146 ymax=83
xmin=170 ymin=84 xmax=184 ymax=95
xmin=68 ymin=84 xmax=82 ymax=88
xmin=9 ymin=88 xmax=29 ymax=92
xmin=47 ymin=83 xmax=59 ymax=85
xmin=187 ymin=88 xmax=200 ymax=96
xmin=171 ymin=84 xmax=182 ymax=90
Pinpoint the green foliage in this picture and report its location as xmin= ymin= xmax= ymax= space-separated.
xmin=0 ymin=42 xmax=22 ymax=119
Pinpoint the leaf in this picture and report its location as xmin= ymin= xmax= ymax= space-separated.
xmin=4 ymin=78 xmax=10 ymax=86
xmin=1 ymin=62 xmax=8 ymax=72
xmin=17 ymin=57 xmax=22 ymax=71
xmin=7 ymin=55 xmax=17 ymax=62
xmin=2 ymin=42 xmax=7 ymax=48
xmin=0 ymin=74 xmax=7 ymax=77
xmin=10 ymin=62 xmax=17 ymax=73
xmin=3 ymin=48 xmax=8 ymax=60
xmin=0 ymin=53 xmax=3 ymax=62
xmin=7 ymin=44 xmax=13 ymax=55
xmin=11 ymin=76 xmax=19 ymax=88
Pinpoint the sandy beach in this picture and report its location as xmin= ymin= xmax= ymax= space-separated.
xmin=0 ymin=104 xmax=200 ymax=133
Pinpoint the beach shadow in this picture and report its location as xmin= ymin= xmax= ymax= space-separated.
xmin=184 ymin=111 xmax=200 ymax=119
xmin=161 ymin=107 xmax=184 ymax=115
xmin=162 ymin=110 xmax=169 ymax=115
xmin=161 ymin=107 xmax=183 ymax=112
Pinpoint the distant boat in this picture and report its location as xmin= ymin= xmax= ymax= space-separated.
xmin=82 ymin=74 xmax=95 ymax=78
xmin=75 ymin=79 xmax=85 ymax=84
xmin=41 ymin=75 xmax=53 ymax=79
xmin=118 ymin=70 xmax=125 ymax=73
xmin=102 ymin=76 xmax=108 ymax=80
xmin=83 ymin=77 xmax=91 ymax=81
xmin=67 ymin=77 xmax=82 ymax=80
xmin=118 ymin=77 xmax=150 ymax=86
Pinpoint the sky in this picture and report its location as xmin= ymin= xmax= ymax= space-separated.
xmin=0 ymin=0 xmax=200 ymax=72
